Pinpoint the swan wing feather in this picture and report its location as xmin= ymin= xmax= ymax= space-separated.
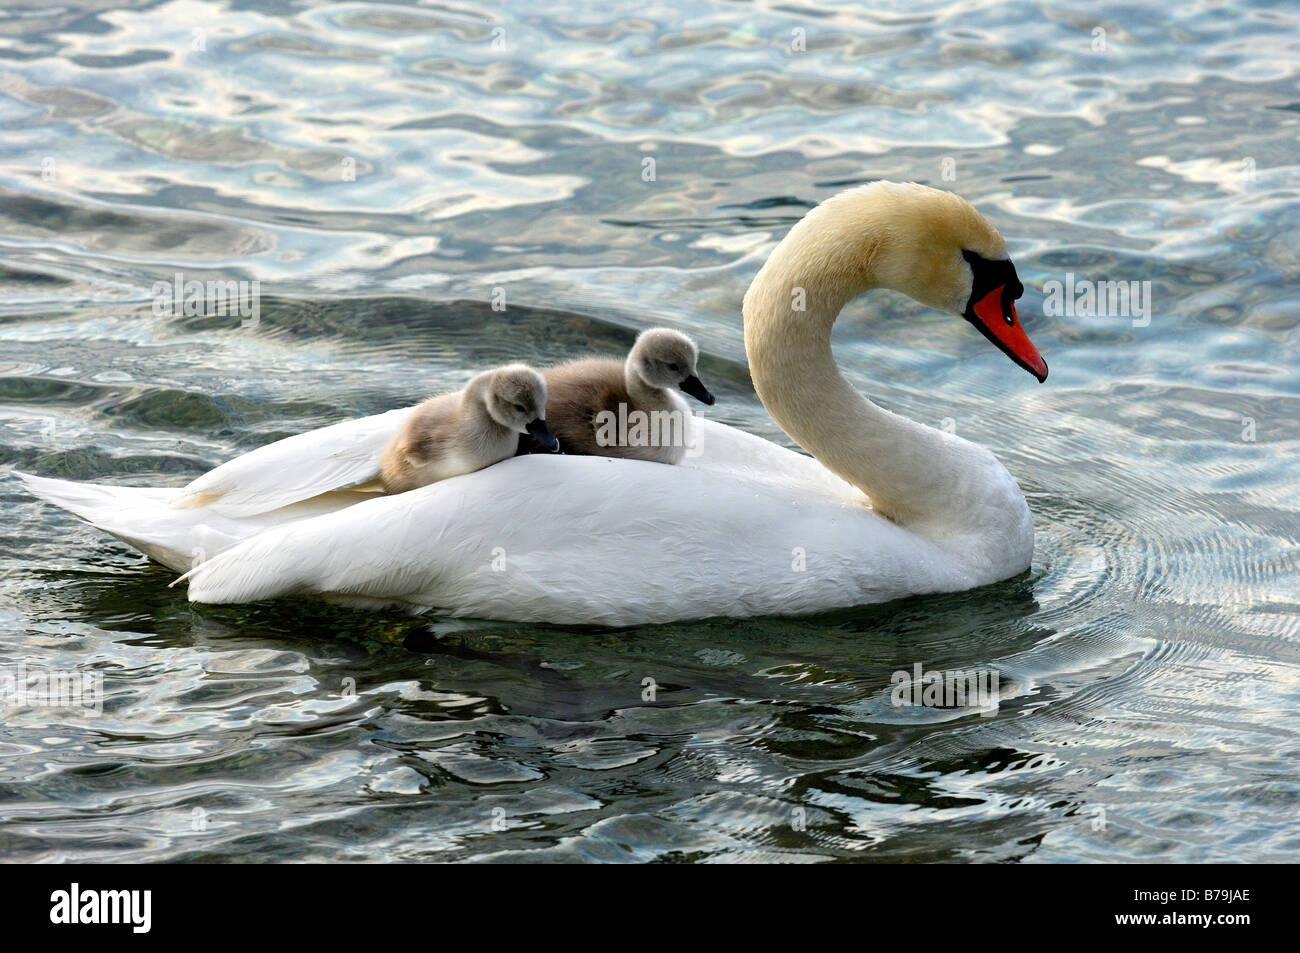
xmin=171 ymin=406 xmax=414 ymax=517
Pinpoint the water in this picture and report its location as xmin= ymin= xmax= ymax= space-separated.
xmin=1 ymin=0 xmax=1297 ymax=863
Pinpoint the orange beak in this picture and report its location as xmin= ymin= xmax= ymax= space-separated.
xmin=970 ymin=285 xmax=1048 ymax=382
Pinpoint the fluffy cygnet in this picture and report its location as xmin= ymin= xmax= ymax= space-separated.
xmin=381 ymin=363 xmax=557 ymax=494
xmin=518 ymin=328 xmax=715 ymax=465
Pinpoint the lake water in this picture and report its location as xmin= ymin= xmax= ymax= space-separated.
xmin=1 ymin=0 xmax=1297 ymax=862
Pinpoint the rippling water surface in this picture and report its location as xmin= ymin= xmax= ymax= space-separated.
xmin=1 ymin=0 xmax=1298 ymax=862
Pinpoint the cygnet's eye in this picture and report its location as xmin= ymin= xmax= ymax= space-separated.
xmin=513 ymin=403 xmax=528 ymax=414
xmin=666 ymin=362 xmax=680 ymax=374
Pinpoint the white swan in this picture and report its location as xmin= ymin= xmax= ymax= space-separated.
xmin=16 ymin=181 xmax=1048 ymax=626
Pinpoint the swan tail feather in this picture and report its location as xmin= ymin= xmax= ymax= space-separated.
xmin=12 ymin=471 xmax=199 ymax=572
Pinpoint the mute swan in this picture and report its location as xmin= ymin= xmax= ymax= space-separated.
xmin=517 ymin=327 xmax=714 ymax=464
xmin=380 ymin=363 xmax=556 ymax=495
xmin=16 ymin=180 xmax=1047 ymax=625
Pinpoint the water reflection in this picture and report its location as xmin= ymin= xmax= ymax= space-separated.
xmin=1 ymin=0 xmax=1297 ymax=861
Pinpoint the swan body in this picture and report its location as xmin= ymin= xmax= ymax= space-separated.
xmin=379 ymin=363 xmax=555 ymax=494
xmin=16 ymin=181 xmax=1047 ymax=625
xmin=519 ymin=328 xmax=714 ymax=464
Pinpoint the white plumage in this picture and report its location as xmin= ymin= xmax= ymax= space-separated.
xmin=15 ymin=181 xmax=1044 ymax=625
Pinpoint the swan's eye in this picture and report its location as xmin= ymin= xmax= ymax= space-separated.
xmin=667 ymin=363 xmax=680 ymax=374
xmin=513 ymin=403 xmax=527 ymax=414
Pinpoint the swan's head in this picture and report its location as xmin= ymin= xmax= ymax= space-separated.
xmin=482 ymin=363 xmax=559 ymax=451
xmin=790 ymin=181 xmax=1047 ymax=382
xmin=627 ymin=327 xmax=716 ymax=405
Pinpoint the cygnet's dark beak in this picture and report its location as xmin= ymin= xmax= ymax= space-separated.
xmin=679 ymin=374 xmax=715 ymax=406
xmin=525 ymin=418 xmax=560 ymax=452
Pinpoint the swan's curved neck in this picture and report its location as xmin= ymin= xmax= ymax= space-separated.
xmin=742 ymin=214 xmax=996 ymax=529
